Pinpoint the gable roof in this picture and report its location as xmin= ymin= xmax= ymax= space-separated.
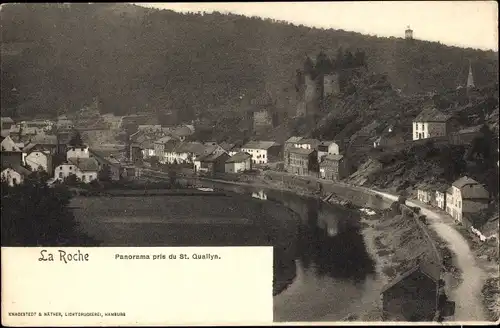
xmin=219 ymin=142 xmax=237 ymax=152
xmin=89 ymin=149 xmax=120 ymax=167
xmin=381 ymin=259 xmax=441 ymax=294
xmin=173 ymin=142 xmax=207 ymax=156
xmin=295 ymin=138 xmax=320 ymax=146
xmin=1 ymin=117 xmax=14 ymax=124
xmin=289 ymin=148 xmax=315 ymax=155
xmin=226 ymin=152 xmax=251 ymax=163
xmin=285 ymin=136 xmax=303 ymax=144
xmin=67 ymin=158 xmax=99 ymax=172
xmin=452 ymin=176 xmax=480 ymax=189
xmin=154 ymin=136 xmax=173 ymax=144
xmin=242 ymin=141 xmax=278 ymax=150
xmin=2 ymin=164 xmax=32 ymax=177
xmin=197 ymin=151 xmax=229 ymax=162
xmin=414 ymin=106 xmax=451 ymax=122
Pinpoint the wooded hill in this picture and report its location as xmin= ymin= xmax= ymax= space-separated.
xmin=1 ymin=3 xmax=498 ymax=123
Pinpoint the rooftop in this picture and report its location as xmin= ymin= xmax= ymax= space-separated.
xmin=226 ymin=151 xmax=252 ymax=163
xmin=285 ymin=136 xmax=303 ymax=144
xmin=2 ymin=164 xmax=31 ymax=176
xmin=242 ymin=140 xmax=278 ymax=150
xmin=289 ymin=147 xmax=315 ymax=155
xmin=1 ymin=117 xmax=14 ymax=123
xmin=67 ymin=157 xmax=100 ymax=172
xmin=295 ymin=138 xmax=320 ymax=146
xmin=197 ymin=151 xmax=228 ymax=162
xmin=414 ymin=106 xmax=451 ymax=123
xmin=452 ymin=176 xmax=481 ymax=189
xmin=381 ymin=257 xmax=441 ymax=294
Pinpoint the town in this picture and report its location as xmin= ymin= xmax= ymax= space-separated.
xmin=0 ymin=2 xmax=498 ymax=325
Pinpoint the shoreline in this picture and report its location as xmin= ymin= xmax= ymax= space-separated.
xmin=140 ymin=168 xmax=495 ymax=322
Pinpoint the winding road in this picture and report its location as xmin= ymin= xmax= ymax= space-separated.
xmin=370 ymin=189 xmax=488 ymax=321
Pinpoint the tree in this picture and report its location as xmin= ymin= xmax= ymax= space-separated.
xmin=1 ymin=171 xmax=97 ymax=246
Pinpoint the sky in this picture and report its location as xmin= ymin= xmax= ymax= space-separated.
xmin=137 ymin=1 xmax=498 ymax=51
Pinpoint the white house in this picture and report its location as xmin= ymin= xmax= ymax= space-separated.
xmin=25 ymin=150 xmax=53 ymax=173
xmin=446 ymin=176 xmax=489 ymax=223
xmin=66 ymin=145 xmax=90 ymax=160
xmin=241 ymin=141 xmax=280 ymax=165
xmin=225 ymin=152 xmax=252 ymax=173
xmin=412 ymin=106 xmax=451 ymax=141
xmin=435 ymin=185 xmax=449 ymax=210
xmin=54 ymin=158 xmax=99 ymax=183
xmin=1 ymin=165 xmax=31 ymax=186
xmin=0 ymin=135 xmax=22 ymax=152
xmin=165 ymin=142 xmax=213 ymax=165
xmin=417 ymin=186 xmax=433 ymax=204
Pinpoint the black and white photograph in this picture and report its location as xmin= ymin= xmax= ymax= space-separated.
xmin=1 ymin=1 xmax=498 ymax=324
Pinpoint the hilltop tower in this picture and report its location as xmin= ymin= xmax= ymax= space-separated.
xmin=405 ymin=26 xmax=413 ymax=40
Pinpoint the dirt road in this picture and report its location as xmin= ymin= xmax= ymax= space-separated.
xmin=372 ymin=189 xmax=488 ymax=321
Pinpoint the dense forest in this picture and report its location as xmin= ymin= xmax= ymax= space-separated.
xmin=1 ymin=3 xmax=498 ymax=122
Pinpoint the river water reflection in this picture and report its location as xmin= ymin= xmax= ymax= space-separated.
xmin=71 ymin=186 xmax=381 ymax=322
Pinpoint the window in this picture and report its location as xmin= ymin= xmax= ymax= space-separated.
xmin=59 ymin=172 xmax=63 ymax=178
xmin=82 ymin=175 xmax=86 ymax=182
xmin=12 ymin=178 xmax=17 ymax=185
xmin=415 ymin=132 xmax=418 ymax=139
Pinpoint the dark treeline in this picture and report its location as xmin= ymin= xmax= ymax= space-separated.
xmin=1 ymin=3 xmax=498 ymax=121
xmin=1 ymin=171 xmax=99 ymax=246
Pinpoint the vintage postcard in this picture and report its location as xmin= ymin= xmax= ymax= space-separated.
xmin=1 ymin=1 xmax=499 ymax=326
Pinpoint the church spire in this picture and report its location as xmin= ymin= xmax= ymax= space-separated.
xmin=466 ymin=61 xmax=475 ymax=89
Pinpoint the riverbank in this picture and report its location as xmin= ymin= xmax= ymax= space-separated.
xmin=139 ymin=167 xmax=494 ymax=322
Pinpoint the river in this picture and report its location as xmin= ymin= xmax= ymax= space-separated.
xmin=70 ymin=186 xmax=383 ymax=322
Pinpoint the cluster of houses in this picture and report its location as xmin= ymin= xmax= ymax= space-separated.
xmin=284 ymin=136 xmax=351 ymax=181
xmin=130 ymin=125 xmax=282 ymax=175
xmin=0 ymin=131 xmax=135 ymax=187
xmin=129 ymin=124 xmax=354 ymax=181
xmin=416 ymin=176 xmax=493 ymax=241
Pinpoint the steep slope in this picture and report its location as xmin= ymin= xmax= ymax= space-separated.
xmin=1 ymin=3 xmax=498 ymax=122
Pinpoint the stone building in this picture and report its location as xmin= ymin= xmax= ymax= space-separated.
xmin=323 ymin=73 xmax=341 ymax=97
xmin=319 ymin=154 xmax=349 ymax=181
xmin=288 ymin=148 xmax=318 ymax=176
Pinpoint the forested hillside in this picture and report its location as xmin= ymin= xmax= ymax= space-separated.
xmin=1 ymin=3 xmax=498 ymax=121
